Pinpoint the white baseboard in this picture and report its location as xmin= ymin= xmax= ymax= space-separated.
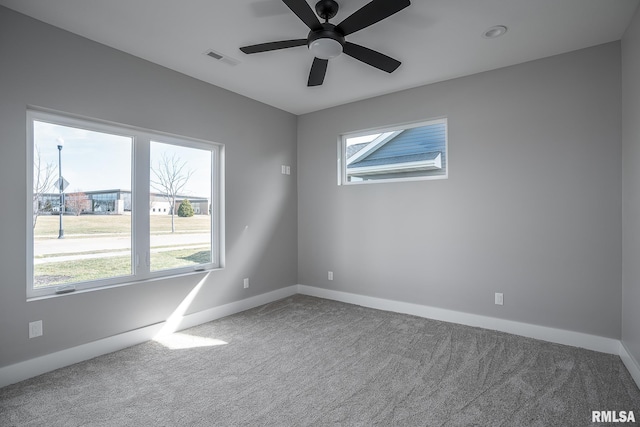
xmin=620 ymin=341 xmax=640 ymax=388
xmin=156 ymin=285 xmax=299 ymax=336
xmin=301 ymin=284 xmax=640 ymax=390
xmin=0 ymin=285 xmax=298 ymax=388
xmin=297 ymin=285 xmax=621 ymax=355
xmin=2 ymin=284 xmax=637 ymax=390
xmin=0 ymin=322 xmax=165 ymax=389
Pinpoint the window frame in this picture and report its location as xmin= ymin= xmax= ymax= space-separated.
xmin=338 ymin=117 xmax=449 ymax=185
xmin=27 ymin=108 xmax=224 ymax=300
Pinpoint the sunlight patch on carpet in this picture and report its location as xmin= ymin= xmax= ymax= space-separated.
xmin=154 ymin=332 xmax=228 ymax=350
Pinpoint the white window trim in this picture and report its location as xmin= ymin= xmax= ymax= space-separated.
xmin=26 ymin=107 xmax=225 ymax=300
xmin=339 ymin=117 xmax=448 ymax=185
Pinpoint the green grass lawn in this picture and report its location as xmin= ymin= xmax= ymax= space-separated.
xmin=34 ymin=249 xmax=211 ymax=288
xmin=34 ymin=214 xmax=210 ymax=237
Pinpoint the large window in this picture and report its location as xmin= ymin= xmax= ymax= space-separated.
xmin=339 ymin=118 xmax=448 ymax=184
xmin=27 ymin=109 xmax=223 ymax=299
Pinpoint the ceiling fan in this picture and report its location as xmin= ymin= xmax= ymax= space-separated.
xmin=240 ymin=0 xmax=411 ymax=86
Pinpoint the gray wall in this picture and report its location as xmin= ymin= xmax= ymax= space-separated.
xmin=622 ymin=7 xmax=640 ymax=365
xmin=0 ymin=3 xmax=632 ymax=371
xmin=298 ymin=43 xmax=622 ymax=338
xmin=0 ymin=7 xmax=298 ymax=368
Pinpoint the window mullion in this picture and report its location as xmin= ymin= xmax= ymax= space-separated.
xmin=133 ymin=134 xmax=151 ymax=278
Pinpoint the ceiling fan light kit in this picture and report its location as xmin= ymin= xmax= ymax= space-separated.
xmin=240 ymin=0 xmax=411 ymax=87
xmin=308 ymin=24 xmax=344 ymax=60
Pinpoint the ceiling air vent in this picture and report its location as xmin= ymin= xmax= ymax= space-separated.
xmin=204 ymin=49 xmax=240 ymax=66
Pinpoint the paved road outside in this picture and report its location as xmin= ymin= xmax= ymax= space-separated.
xmin=34 ymin=232 xmax=209 ymax=264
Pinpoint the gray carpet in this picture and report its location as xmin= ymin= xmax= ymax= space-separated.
xmin=1 ymin=295 xmax=639 ymax=426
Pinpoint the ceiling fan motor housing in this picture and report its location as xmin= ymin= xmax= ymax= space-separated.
xmin=315 ymin=0 xmax=339 ymax=21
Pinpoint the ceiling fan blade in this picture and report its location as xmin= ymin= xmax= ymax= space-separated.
xmin=336 ymin=0 xmax=410 ymax=36
xmin=282 ymin=0 xmax=322 ymax=31
xmin=343 ymin=42 xmax=401 ymax=73
xmin=240 ymin=39 xmax=308 ymax=54
xmin=308 ymin=57 xmax=328 ymax=86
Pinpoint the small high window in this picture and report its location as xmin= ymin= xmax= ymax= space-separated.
xmin=339 ymin=118 xmax=448 ymax=184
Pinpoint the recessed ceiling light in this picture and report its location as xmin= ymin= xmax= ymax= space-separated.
xmin=482 ymin=25 xmax=508 ymax=39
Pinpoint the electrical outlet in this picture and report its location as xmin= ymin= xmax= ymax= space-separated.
xmin=243 ymin=278 xmax=249 ymax=289
xmin=328 ymin=271 xmax=333 ymax=281
xmin=495 ymin=293 xmax=504 ymax=306
xmin=29 ymin=320 xmax=43 ymax=338
xmin=285 ymin=166 xmax=291 ymax=175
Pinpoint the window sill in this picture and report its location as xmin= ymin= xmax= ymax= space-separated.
xmin=27 ymin=266 xmax=223 ymax=302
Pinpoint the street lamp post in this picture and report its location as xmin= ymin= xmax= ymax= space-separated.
xmin=57 ymin=137 xmax=65 ymax=239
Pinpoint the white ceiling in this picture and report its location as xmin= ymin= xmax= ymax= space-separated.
xmin=1 ymin=0 xmax=638 ymax=115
